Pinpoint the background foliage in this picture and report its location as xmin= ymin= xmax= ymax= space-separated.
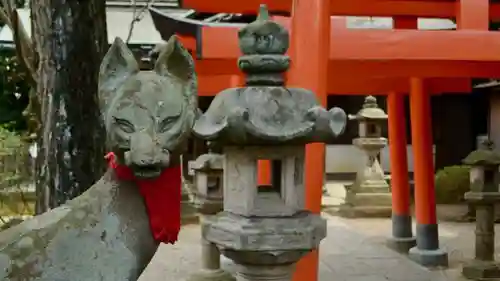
xmin=434 ymin=165 xmax=471 ymax=204
xmin=0 ymin=49 xmax=29 ymax=131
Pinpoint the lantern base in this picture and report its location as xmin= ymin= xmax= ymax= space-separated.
xmin=339 ymin=189 xmax=393 ymax=218
xmin=186 ymin=269 xmax=236 ymax=281
xmin=462 ymin=260 xmax=500 ymax=280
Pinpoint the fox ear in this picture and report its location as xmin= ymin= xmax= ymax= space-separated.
xmin=154 ymin=36 xmax=198 ymax=118
xmin=98 ymin=37 xmax=139 ymax=110
xmin=154 ymin=35 xmax=195 ymax=82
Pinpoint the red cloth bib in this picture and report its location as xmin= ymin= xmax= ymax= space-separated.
xmin=105 ymin=152 xmax=182 ymax=244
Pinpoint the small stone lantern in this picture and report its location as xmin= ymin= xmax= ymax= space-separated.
xmin=461 ymin=140 xmax=500 ymax=280
xmin=187 ymin=144 xmax=235 ymax=281
xmin=192 ymin=5 xmax=347 ymax=281
xmin=339 ymin=96 xmax=392 ymax=218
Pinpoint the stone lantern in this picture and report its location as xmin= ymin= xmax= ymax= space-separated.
xmin=187 ymin=143 xmax=235 ymax=281
xmin=192 ymin=5 xmax=347 ymax=281
xmin=461 ymin=140 xmax=500 ymax=280
xmin=339 ymin=95 xmax=392 ymax=217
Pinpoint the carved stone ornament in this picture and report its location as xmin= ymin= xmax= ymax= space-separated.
xmin=192 ymin=5 xmax=347 ymax=146
xmin=193 ymin=5 xmax=347 ymax=281
xmin=0 ymin=35 xmax=197 ymax=281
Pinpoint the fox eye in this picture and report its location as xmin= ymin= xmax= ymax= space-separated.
xmin=113 ymin=117 xmax=135 ymax=133
xmin=159 ymin=116 xmax=177 ymax=133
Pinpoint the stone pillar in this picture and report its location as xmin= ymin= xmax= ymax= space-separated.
xmin=202 ymin=146 xmax=327 ymax=281
xmin=462 ymin=140 xmax=500 ymax=280
xmin=339 ymin=96 xmax=392 ymax=218
xmin=187 ymin=152 xmax=235 ymax=281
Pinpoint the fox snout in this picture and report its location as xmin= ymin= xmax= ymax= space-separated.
xmin=124 ymin=132 xmax=170 ymax=168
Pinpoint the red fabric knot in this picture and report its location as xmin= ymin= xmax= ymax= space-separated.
xmin=105 ymin=152 xmax=182 ymax=244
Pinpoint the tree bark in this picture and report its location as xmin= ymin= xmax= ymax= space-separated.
xmin=31 ymin=0 xmax=108 ymax=213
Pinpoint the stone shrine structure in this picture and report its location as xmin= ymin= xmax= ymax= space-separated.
xmin=192 ymin=5 xmax=347 ymax=281
xmin=462 ymin=140 xmax=500 ymax=280
xmin=187 ymin=143 xmax=235 ymax=281
xmin=340 ymin=95 xmax=392 ymax=218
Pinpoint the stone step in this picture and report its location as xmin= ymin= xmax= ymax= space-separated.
xmin=348 ymin=192 xmax=393 ymax=206
xmin=335 ymin=205 xmax=393 ymax=218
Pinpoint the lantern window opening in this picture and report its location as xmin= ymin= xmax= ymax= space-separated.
xmin=257 ymin=159 xmax=283 ymax=196
xmin=367 ymin=123 xmax=378 ymax=136
xmin=207 ymin=174 xmax=221 ymax=195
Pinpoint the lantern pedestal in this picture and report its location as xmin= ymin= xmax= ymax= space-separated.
xmin=204 ymin=212 xmax=326 ymax=281
xmin=461 ymin=192 xmax=500 ymax=280
xmin=188 ymin=219 xmax=236 ymax=281
xmin=187 ymin=153 xmax=236 ymax=281
xmin=340 ymin=137 xmax=392 ymax=218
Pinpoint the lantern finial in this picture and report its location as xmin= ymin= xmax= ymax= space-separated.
xmin=257 ymin=4 xmax=270 ymax=21
xmin=236 ymin=4 xmax=290 ymax=85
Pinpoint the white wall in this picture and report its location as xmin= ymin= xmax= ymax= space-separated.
xmin=325 ymin=144 xmax=436 ymax=174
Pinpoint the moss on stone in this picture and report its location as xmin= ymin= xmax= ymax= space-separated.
xmin=463 ymin=149 xmax=500 ymax=166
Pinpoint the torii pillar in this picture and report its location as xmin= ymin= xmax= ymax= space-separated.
xmin=287 ymin=0 xmax=330 ymax=280
xmin=386 ymin=17 xmax=417 ymax=253
xmin=408 ymin=78 xmax=448 ymax=267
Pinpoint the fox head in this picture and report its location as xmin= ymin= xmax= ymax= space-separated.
xmin=99 ymin=36 xmax=197 ymax=179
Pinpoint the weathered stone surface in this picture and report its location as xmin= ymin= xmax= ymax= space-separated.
xmin=100 ymin=36 xmax=197 ymax=174
xmin=0 ymin=35 xmax=197 ymax=280
xmin=192 ymin=6 xmax=346 ymax=146
xmin=0 ymin=171 xmax=158 ymax=280
xmin=203 ymin=212 xmax=326 ymax=254
xmin=461 ymin=139 xmax=500 ymax=279
xmin=192 ymin=87 xmax=346 ymax=145
xmin=462 ymin=260 xmax=500 ymax=280
xmin=222 ymin=146 xmax=306 ymax=218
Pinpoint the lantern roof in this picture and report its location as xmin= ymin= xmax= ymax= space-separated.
xmin=192 ymin=5 xmax=347 ymax=145
xmin=463 ymin=139 xmax=500 ymax=166
xmin=349 ymin=95 xmax=388 ymax=121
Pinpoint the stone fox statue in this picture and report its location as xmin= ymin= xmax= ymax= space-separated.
xmin=0 ymin=35 xmax=197 ymax=281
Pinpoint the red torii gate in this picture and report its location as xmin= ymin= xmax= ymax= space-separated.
xmin=150 ymin=0 xmax=499 ymax=280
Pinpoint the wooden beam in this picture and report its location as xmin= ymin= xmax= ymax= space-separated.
xmin=197 ymin=75 xmax=471 ymax=95
xmin=180 ymin=0 xmax=500 ymax=20
xmin=194 ymin=58 xmax=500 ymax=78
xmin=202 ymin=27 xmax=500 ymax=62
xmin=196 ymin=25 xmax=500 ymax=78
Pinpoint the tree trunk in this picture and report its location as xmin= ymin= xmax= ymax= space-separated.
xmin=31 ymin=0 xmax=108 ymax=213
